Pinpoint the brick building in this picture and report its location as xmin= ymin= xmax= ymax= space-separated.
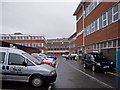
xmin=0 ymin=34 xmax=47 ymax=54
xmin=68 ymin=32 xmax=77 ymax=54
xmin=47 ymin=38 xmax=69 ymax=55
xmin=72 ymin=0 xmax=120 ymax=64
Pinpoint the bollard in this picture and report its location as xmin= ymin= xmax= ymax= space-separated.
xmin=117 ymin=50 xmax=120 ymax=72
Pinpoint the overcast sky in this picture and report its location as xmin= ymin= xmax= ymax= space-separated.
xmin=0 ymin=1 xmax=79 ymax=39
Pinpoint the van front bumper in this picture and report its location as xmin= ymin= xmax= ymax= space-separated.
xmin=44 ymin=73 xmax=57 ymax=83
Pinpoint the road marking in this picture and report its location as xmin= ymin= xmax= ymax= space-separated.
xmin=65 ymin=60 xmax=113 ymax=88
xmin=55 ymin=59 xmax=60 ymax=69
xmin=48 ymin=84 xmax=52 ymax=90
xmin=107 ymin=72 xmax=120 ymax=77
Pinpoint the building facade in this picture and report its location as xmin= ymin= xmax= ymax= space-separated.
xmin=72 ymin=0 xmax=120 ymax=64
xmin=47 ymin=38 xmax=69 ymax=55
xmin=68 ymin=32 xmax=77 ymax=54
xmin=0 ymin=34 xmax=47 ymax=54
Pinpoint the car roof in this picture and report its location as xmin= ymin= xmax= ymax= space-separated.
xmin=0 ymin=47 xmax=26 ymax=54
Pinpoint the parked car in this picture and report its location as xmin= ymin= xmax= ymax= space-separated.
xmin=62 ymin=54 xmax=67 ymax=57
xmin=0 ymin=47 xmax=57 ymax=87
xmin=33 ymin=55 xmax=56 ymax=67
xmin=47 ymin=54 xmax=57 ymax=60
xmin=68 ymin=54 xmax=78 ymax=60
xmin=83 ymin=52 xmax=114 ymax=72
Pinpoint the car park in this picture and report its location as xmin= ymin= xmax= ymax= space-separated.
xmin=83 ymin=52 xmax=114 ymax=72
xmin=47 ymin=54 xmax=57 ymax=60
xmin=0 ymin=47 xmax=57 ymax=87
xmin=33 ymin=55 xmax=56 ymax=67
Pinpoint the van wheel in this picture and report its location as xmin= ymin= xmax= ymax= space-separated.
xmin=30 ymin=75 xmax=43 ymax=87
xmin=84 ymin=63 xmax=87 ymax=69
xmin=92 ymin=65 xmax=96 ymax=72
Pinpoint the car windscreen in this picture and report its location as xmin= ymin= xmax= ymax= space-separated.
xmin=93 ymin=54 xmax=106 ymax=61
xmin=23 ymin=53 xmax=42 ymax=65
xmin=35 ymin=55 xmax=43 ymax=61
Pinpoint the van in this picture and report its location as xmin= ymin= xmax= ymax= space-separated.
xmin=0 ymin=47 xmax=57 ymax=87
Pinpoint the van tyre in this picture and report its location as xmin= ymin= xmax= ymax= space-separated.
xmin=92 ymin=65 xmax=96 ymax=72
xmin=30 ymin=75 xmax=43 ymax=87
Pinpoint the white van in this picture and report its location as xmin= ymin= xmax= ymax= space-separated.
xmin=0 ymin=47 xmax=57 ymax=87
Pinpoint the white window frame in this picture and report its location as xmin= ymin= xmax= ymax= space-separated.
xmin=102 ymin=12 xmax=107 ymax=27
xmin=112 ymin=4 xmax=119 ymax=22
xmin=91 ymin=21 xmax=95 ymax=33
xmin=107 ymin=8 xmax=113 ymax=25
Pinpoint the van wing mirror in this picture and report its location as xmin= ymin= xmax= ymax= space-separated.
xmin=22 ymin=61 xmax=27 ymax=66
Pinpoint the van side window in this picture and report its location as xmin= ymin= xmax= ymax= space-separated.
xmin=0 ymin=52 xmax=5 ymax=63
xmin=8 ymin=53 xmax=25 ymax=65
xmin=27 ymin=60 xmax=34 ymax=66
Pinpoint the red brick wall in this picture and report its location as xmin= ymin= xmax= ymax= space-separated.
xmin=84 ymin=2 xmax=116 ymax=27
xmin=85 ymin=21 xmax=119 ymax=45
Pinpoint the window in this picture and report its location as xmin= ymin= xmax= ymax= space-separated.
xmin=118 ymin=38 xmax=120 ymax=47
xmin=108 ymin=9 xmax=112 ymax=25
xmin=86 ymin=25 xmax=90 ymax=35
xmin=57 ymin=44 xmax=59 ymax=50
xmin=94 ymin=19 xmax=98 ymax=31
xmin=48 ymin=44 xmax=50 ymax=50
xmin=0 ymin=52 xmax=5 ymax=63
xmin=113 ymin=40 xmax=117 ymax=47
xmin=67 ymin=44 xmax=69 ymax=50
xmin=85 ymin=7 xmax=89 ymax=16
xmin=54 ymin=44 xmax=56 ymax=50
xmin=63 ymin=44 xmax=65 ymax=50
xmin=8 ymin=53 xmax=25 ymax=65
xmin=108 ymin=41 xmax=112 ymax=47
xmin=91 ymin=21 xmax=95 ymax=33
xmin=99 ymin=16 xmax=102 ymax=29
xmin=60 ymin=44 xmax=63 ymax=50
xmin=103 ymin=12 xmax=107 ymax=27
xmin=51 ymin=44 xmax=53 ymax=50
xmin=27 ymin=60 xmax=34 ymax=66
xmin=113 ymin=4 xmax=118 ymax=21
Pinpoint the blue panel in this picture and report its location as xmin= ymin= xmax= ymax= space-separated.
xmin=117 ymin=50 xmax=120 ymax=72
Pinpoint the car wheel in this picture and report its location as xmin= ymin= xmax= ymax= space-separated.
xmin=30 ymin=75 xmax=43 ymax=87
xmin=84 ymin=63 xmax=87 ymax=69
xmin=92 ymin=65 xmax=96 ymax=72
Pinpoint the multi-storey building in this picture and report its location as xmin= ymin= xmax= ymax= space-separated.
xmin=47 ymin=38 xmax=69 ymax=55
xmin=0 ymin=34 xmax=47 ymax=54
xmin=68 ymin=32 xmax=77 ymax=54
xmin=72 ymin=0 xmax=120 ymax=63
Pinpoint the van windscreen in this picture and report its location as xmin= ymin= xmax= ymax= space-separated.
xmin=23 ymin=53 xmax=42 ymax=65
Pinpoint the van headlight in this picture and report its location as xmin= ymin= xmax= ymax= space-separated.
xmin=50 ymin=70 xmax=56 ymax=75
xmin=110 ymin=62 xmax=113 ymax=64
xmin=97 ymin=63 xmax=101 ymax=66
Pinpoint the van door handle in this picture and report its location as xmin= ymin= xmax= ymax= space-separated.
xmin=2 ymin=66 xmax=5 ymax=70
xmin=6 ymin=66 xmax=9 ymax=70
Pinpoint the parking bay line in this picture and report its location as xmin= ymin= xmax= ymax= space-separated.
xmin=65 ymin=60 xmax=113 ymax=88
xmin=55 ymin=59 xmax=60 ymax=69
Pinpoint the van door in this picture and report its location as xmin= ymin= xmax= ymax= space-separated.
xmin=0 ymin=51 xmax=6 ymax=80
xmin=5 ymin=53 xmax=29 ymax=82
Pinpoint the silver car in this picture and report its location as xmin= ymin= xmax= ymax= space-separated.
xmin=0 ymin=47 xmax=57 ymax=87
